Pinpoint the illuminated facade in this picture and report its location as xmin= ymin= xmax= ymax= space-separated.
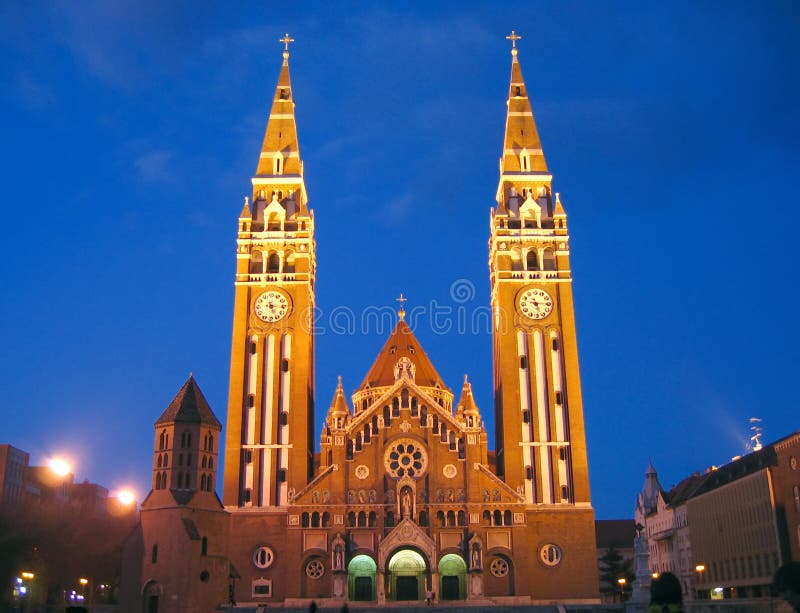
xmin=122 ymin=35 xmax=599 ymax=611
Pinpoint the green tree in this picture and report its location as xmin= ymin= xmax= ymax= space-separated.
xmin=599 ymin=545 xmax=635 ymax=601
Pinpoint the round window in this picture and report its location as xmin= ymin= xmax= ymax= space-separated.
xmin=306 ymin=559 xmax=325 ymax=579
xmin=253 ymin=546 xmax=275 ymax=569
xmin=538 ymin=543 xmax=563 ymax=567
xmin=383 ymin=438 xmax=428 ymax=479
xmin=490 ymin=557 xmax=509 ymax=577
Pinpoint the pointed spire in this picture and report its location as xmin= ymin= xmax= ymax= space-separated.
xmin=255 ymin=34 xmax=303 ymax=177
xmin=554 ymin=192 xmax=566 ymax=216
xmin=500 ymin=31 xmax=548 ymax=175
xmin=239 ymin=196 xmax=251 ymax=219
xmin=457 ymin=374 xmax=480 ymax=418
xmin=329 ymin=375 xmax=350 ymax=418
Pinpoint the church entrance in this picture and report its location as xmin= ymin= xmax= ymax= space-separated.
xmin=142 ymin=581 xmax=160 ymax=613
xmin=347 ymin=555 xmax=377 ymax=601
xmin=438 ymin=553 xmax=467 ymax=600
xmin=387 ymin=549 xmax=427 ymax=601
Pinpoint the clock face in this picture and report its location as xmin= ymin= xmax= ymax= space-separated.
xmin=254 ymin=291 xmax=290 ymax=322
xmin=519 ymin=288 xmax=553 ymax=320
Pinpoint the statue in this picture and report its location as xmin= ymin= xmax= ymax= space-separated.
xmin=401 ymin=488 xmax=412 ymax=519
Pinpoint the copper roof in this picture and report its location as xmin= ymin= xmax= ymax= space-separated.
xmin=155 ymin=376 xmax=221 ymax=428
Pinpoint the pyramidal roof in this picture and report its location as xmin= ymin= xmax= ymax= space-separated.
xmin=358 ymin=319 xmax=447 ymax=391
xmin=155 ymin=375 xmax=221 ymax=428
xmin=456 ymin=375 xmax=480 ymax=417
xmin=328 ymin=376 xmax=350 ymax=417
xmin=254 ymin=45 xmax=302 ymax=177
xmin=500 ymin=44 xmax=548 ymax=174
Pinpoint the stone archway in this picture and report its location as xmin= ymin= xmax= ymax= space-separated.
xmin=438 ymin=553 xmax=467 ymax=600
xmin=387 ymin=549 xmax=427 ymax=601
xmin=141 ymin=580 xmax=161 ymax=613
xmin=348 ymin=554 xmax=377 ymax=601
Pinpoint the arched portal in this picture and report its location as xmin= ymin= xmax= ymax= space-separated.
xmin=387 ymin=549 xmax=427 ymax=601
xmin=141 ymin=580 xmax=161 ymax=613
xmin=438 ymin=553 xmax=467 ymax=600
xmin=348 ymin=555 xmax=377 ymax=601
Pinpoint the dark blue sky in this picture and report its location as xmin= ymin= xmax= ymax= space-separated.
xmin=1 ymin=2 xmax=798 ymax=519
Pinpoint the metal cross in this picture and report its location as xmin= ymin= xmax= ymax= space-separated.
xmin=280 ymin=33 xmax=295 ymax=52
xmin=506 ymin=30 xmax=522 ymax=48
xmin=396 ymin=293 xmax=407 ymax=309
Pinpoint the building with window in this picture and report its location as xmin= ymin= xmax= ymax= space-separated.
xmin=636 ymin=432 xmax=800 ymax=602
xmin=121 ymin=34 xmax=600 ymax=611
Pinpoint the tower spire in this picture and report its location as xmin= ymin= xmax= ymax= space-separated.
xmin=500 ymin=31 xmax=547 ymax=175
xmin=254 ymin=34 xmax=303 ymax=179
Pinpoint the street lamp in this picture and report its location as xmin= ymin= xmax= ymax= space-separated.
xmin=47 ymin=457 xmax=71 ymax=477
xmin=617 ymin=577 xmax=627 ymax=602
xmin=694 ymin=564 xmax=706 ymax=600
xmin=651 ymin=572 xmax=660 ymax=579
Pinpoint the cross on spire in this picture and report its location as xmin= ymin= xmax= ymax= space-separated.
xmin=278 ymin=32 xmax=294 ymax=53
xmin=396 ymin=293 xmax=407 ymax=320
xmin=506 ymin=30 xmax=522 ymax=55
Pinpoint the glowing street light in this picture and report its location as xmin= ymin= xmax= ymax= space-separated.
xmin=79 ymin=578 xmax=88 ymax=586
xmin=651 ymin=572 xmax=660 ymax=579
xmin=21 ymin=572 xmax=34 ymax=580
xmin=695 ymin=564 xmax=706 ymax=573
xmin=695 ymin=563 xmax=707 ymax=600
xmin=47 ymin=457 xmax=71 ymax=477
xmin=117 ymin=489 xmax=136 ymax=505
xmin=617 ymin=577 xmax=627 ymax=602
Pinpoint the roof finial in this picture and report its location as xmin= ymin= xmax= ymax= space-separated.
xmin=280 ymin=32 xmax=295 ymax=61
xmin=396 ymin=293 xmax=407 ymax=321
xmin=506 ymin=30 xmax=521 ymax=57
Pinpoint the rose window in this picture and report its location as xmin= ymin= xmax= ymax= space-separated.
xmin=384 ymin=438 xmax=428 ymax=479
xmin=305 ymin=559 xmax=325 ymax=579
xmin=490 ymin=558 xmax=509 ymax=577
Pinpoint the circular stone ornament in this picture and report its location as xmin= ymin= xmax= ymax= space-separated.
xmin=355 ymin=464 xmax=370 ymax=480
xmin=538 ymin=543 xmax=563 ymax=567
xmin=490 ymin=557 xmax=510 ymax=577
xmin=306 ymin=559 xmax=325 ymax=579
xmin=442 ymin=464 xmax=457 ymax=479
xmin=252 ymin=546 xmax=275 ymax=569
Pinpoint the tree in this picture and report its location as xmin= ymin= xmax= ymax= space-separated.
xmin=599 ymin=545 xmax=635 ymax=601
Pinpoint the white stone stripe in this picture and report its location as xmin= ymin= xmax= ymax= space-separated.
xmin=507 ymin=112 xmax=533 ymax=117
xmin=533 ymin=329 xmax=553 ymax=504
xmin=268 ymin=113 xmax=295 ymax=119
xmin=504 ymin=148 xmax=543 ymax=156
xmin=259 ymin=151 xmax=300 ymax=158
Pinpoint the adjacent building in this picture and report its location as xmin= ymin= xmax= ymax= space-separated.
xmin=636 ymin=432 xmax=800 ymax=601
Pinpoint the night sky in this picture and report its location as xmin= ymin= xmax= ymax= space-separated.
xmin=1 ymin=2 xmax=798 ymax=519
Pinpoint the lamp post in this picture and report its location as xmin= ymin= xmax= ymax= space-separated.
xmin=694 ymin=564 xmax=706 ymax=600
xmin=617 ymin=577 xmax=627 ymax=602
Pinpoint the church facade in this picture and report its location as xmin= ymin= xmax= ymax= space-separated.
xmin=121 ymin=34 xmax=599 ymax=611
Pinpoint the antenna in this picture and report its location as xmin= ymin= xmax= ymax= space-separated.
xmin=748 ymin=417 xmax=763 ymax=452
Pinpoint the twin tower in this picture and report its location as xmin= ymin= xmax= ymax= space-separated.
xmin=130 ymin=33 xmax=599 ymax=610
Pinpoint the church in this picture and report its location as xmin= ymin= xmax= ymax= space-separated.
xmin=121 ymin=32 xmax=599 ymax=611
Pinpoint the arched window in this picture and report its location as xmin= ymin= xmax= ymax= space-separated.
xmin=200 ymin=474 xmax=207 ymax=490
xmin=458 ymin=510 xmax=466 ymax=526
xmin=201 ymin=536 xmax=208 ymax=556
xmin=358 ymin=511 xmax=366 ymax=527
xmin=302 ymin=513 xmax=310 ymax=527
xmin=447 ymin=511 xmax=456 ymax=526
xmin=322 ymin=512 xmax=331 ymax=527
xmin=392 ymin=397 xmax=400 ymax=417
xmin=355 ymin=433 xmax=362 ymax=452
xmin=437 ymin=511 xmax=446 ymax=527
xmin=386 ymin=511 xmax=395 ymax=527
xmin=267 ymin=253 xmax=280 ymax=273
xmin=346 ymin=440 xmax=354 ymax=460
xmin=526 ymin=250 xmax=539 ymax=271
xmin=372 ymin=415 xmax=379 ymax=435
xmin=312 ymin=512 xmax=320 ymax=528
xmin=494 ymin=510 xmax=502 ymax=526
xmin=162 ymin=454 xmax=168 ymax=467
xmin=347 ymin=512 xmax=355 ymax=527
xmin=368 ymin=512 xmax=376 ymax=527
xmin=458 ymin=438 xmax=465 ymax=459
xmin=449 ymin=431 xmax=456 ymax=450
xmin=420 ymin=406 xmax=428 ymax=426
xmin=483 ymin=510 xmax=492 ymax=526
xmin=383 ymin=406 xmax=391 ymax=426
xmin=504 ymin=510 xmax=512 ymax=525
xmin=543 ymin=248 xmax=556 ymax=271
xmin=208 ymin=457 xmax=213 ymax=469
xmin=249 ymin=250 xmax=264 ymax=275
xmin=151 ymin=544 xmax=158 ymax=563
xmin=201 ymin=456 xmax=207 ymax=469
xmin=432 ymin=415 xmax=438 ymax=434
xmin=157 ymin=455 xmax=163 ymax=468
xmin=401 ymin=389 xmax=409 ymax=408
xmin=419 ymin=511 xmax=428 ymax=526
xmin=159 ymin=430 xmax=166 ymax=451
xmin=273 ymin=153 xmax=283 ymax=175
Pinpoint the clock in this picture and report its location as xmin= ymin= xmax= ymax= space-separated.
xmin=254 ymin=291 xmax=290 ymax=322
xmin=519 ymin=288 xmax=553 ymax=320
